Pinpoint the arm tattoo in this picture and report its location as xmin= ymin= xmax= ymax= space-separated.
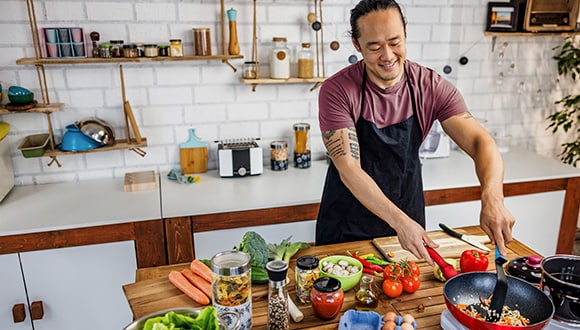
xmin=347 ymin=127 xmax=360 ymax=160
xmin=323 ymin=130 xmax=346 ymax=159
xmin=462 ymin=112 xmax=474 ymax=120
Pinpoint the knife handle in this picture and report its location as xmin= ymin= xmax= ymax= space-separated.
xmin=439 ymin=223 xmax=462 ymax=239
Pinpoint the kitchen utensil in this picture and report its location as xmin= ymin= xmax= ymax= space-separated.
xmin=179 ymin=128 xmax=207 ymax=174
xmin=76 ymin=117 xmax=115 ymax=145
xmin=60 ymin=123 xmax=103 ymax=151
xmin=122 ymin=307 xmax=237 ymax=330
xmin=227 ymin=8 xmax=240 ymax=55
xmin=426 ymin=246 xmax=459 ymax=280
xmin=439 ymin=223 xmax=491 ymax=252
xmin=540 ymin=254 xmax=580 ymax=324
xmin=443 ymin=271 xmax=554 ymax=329
xmin=506 ymin=255 xmax=542 ymax=284
xmin=486 ymin=246 xmax=509 ymax=322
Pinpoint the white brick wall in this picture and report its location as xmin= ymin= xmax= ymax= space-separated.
xmin=0 ymin=0 xmax=579 ymax=185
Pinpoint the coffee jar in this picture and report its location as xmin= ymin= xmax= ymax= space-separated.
xmin=270 ymin=37 xmax=290 ymax=79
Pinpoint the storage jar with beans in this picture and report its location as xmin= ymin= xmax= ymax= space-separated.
xmin=270 ymin=141 xmax=288 ymax=171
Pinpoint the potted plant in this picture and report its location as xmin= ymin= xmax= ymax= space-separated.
xmin=547 ymin=37 xmax=580 ymax=166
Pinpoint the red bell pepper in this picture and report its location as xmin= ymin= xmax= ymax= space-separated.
xmin=460 ymin=249 xmax=489 ymax=272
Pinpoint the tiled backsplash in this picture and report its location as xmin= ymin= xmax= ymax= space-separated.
xmin=0 ymin=0 xmax=578 ymax=185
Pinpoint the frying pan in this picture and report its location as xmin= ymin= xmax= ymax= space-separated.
xmin=443 ymin=272 xmax=554 ymax=330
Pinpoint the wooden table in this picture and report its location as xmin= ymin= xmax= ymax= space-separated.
xmin=123 ymin=226 xmax=540 ymax=330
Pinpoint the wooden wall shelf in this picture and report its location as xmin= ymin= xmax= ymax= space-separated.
xmin=0 ymin=103 xmax=63 ymax=115
xmin=16 ymin=55 xmax=244 ymax=66
xmin=484 ymin=31 xmax=580 ymax=37
xmin=44 ymin=138 xmax=148 ymax=157
xmin=241 ymin=77 xmax=326 ymax=91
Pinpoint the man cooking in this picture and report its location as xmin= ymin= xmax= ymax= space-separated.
xmin=316 ymin=0 xmax=515 ymax=265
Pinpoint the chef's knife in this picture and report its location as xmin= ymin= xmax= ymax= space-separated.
xmin=439 ymin=223 xmax=491 ymax=252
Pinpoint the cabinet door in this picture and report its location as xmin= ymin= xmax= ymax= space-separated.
xmin=20 ymin=241 xmax=137 ymax=330
xmin=0 ymin=254 xmax=33 ymax=330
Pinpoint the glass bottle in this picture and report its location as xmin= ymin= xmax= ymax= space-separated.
xmin=266 ymin=260 xmax=290 ymax=330
xmin=297 ymin=43 xmax=314 ymax=79
xmin=293 ymin=123 xmax=311 ymax=168
xmin=110 ymin=40 xmax=124 ymax=58
xmin=310 ymin=277 xmax=344 ymax=320
xmin=270 ymin=37 xmax=290 ymax=79
xmin=354 ymin=274 xmax=378 ymax=310
xmin=295 ymin=255 xmax=319 ymax=304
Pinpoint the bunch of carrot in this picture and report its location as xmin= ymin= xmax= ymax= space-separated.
xmin=168 ymin=259 xmax=213 ymax=306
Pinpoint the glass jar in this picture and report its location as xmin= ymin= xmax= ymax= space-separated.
xmin=270 ymin=141 xmax=288 ymax=171
xmin=297 ymin=43 xmax=314 ymax=79
xmin=295 ymin=255 xmax=320 ymax=304
xmin=99 ymin=43 xmax=112 ymax=58
xmin=134 ymin=42 xmax=145 ymax=57
xmin=122 ymin=44 xmax=138 ymax=58
xmin=310 ymin=277 xmax=344 ymax=320
xmin=266 ymin=260 xmax=290 ymax=330
xmin=243 ymin=61 xmax=258 ymax=79
xmin=110 ymin=40 xmax=124 ymax=58
xmin=270 ymin=37 xmax=290 ymax=79
xmin=354 ymin=274 xmax=378 ymax=310
xmin=193 ymin=28 xmax=212 ymax=56
xmin=158 ymin=45 xmax=170 ymax=57
xmin=211 ymin=250 xmax=252 ymax=330
xmin=144 ymin=44 xmax=158 ymax=58
xmin=293 ymin=123 xmax=311 ymax=168
xmin=170 ymin=39 xmax=184 ymax=57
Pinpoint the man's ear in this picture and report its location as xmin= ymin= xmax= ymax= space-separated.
xmin=352 ymin=37 xmax=361 ymax=52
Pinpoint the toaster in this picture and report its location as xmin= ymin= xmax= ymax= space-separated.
xmin=217 ymin=139 xmax=263 ymax=177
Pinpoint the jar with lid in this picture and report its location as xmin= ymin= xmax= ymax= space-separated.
xmin=99 ymin=43 xmax=112 ymax=58
xmin=297 ymin=43 xmax=314 ymax=79
xmin=170 ymin=39 xmax=183 ymax=57
xmin=354 ymin=274 xmax=378 ymax=310
xmin=310 ymin=277 xmax=344 ymax=320
xmin=293 ymin=123 xmax=311 ymax=168
xmin=134 ymin=43 xmax=145 ymax=57
xmin=295 ymin=255 xmax=320 ymax=304
xmin=158 ymin=45 xmax=170 ymax=57
xmin=243 ymin=61 xmax=258 ymax=79
xmin=270 ymin=37 xmax=290 ymax=79
xmin=270 ymin=141 xmax=288 ymax=171
xmin=266 ymin=260 xmax=290 ymax=330
xmin=110 ymin=40 xmax=124 ymax=57
xmin=211 ymin=250 xmax=252 ymax=330
xmin=122 ymin=44 xmax=138 ymax=58
xmin=193 ymin=28 xmax=212 ymax=56
xmin=144 ymin=44 xmax=158 ymax=58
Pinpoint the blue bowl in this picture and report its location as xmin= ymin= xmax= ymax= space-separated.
xmin=8 ymin=86 xmax=34 ymax=104
xmin=60 ymin=124 xmax=104 ymax=151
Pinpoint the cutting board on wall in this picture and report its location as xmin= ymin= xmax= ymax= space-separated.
xmin=372 ymin=230 xmax=490 ymax=262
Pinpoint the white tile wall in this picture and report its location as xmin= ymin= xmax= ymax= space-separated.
xmin=0 ymin=0 xmax=579 ymax=185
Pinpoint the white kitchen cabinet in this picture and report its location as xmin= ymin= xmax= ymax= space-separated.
xmin=1 ymin=241 xmax=137 ymax=330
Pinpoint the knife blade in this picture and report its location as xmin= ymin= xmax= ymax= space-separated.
xmin=439 ymin=223 xmax=491 ymax=252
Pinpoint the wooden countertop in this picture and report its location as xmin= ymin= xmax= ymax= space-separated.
xmin=123 ymin=226 xmax=539 ymax=330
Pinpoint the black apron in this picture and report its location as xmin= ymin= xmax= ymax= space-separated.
xmin=316 ymin=65 xmax=425 ymax=245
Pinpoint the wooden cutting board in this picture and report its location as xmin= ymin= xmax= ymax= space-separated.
xmin=372 ymin=230 xmax=490 ymax=262
xmin=124 ymin=170 xmax=157 ymax=192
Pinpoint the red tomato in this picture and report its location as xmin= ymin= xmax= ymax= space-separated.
xmin=384 ymin=264 xmax=402 ymax=281
xmin=382 ymin=278 xmax=403 ymax=298
xmin=401 ymin=275 xmax=421 ymax=293
xmin=399 ymin=260 xmax=420 ymax=277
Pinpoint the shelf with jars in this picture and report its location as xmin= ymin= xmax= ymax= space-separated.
xmin=241 ymin=0 xmax=327 ymax=91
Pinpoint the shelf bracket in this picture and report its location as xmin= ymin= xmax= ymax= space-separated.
xmin=48 ymin=156 xmax=61 ymax=167
xmin=221 ymin=59 xmax=237 ymax=72
xmin=131 ymin=147 xmax=147 ymax=157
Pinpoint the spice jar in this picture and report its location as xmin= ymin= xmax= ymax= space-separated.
xmin=158 ymin=45 xmax=169 ymax=57
xmin=134 ymin=42 xmax=145 ymax=57
xmin=243 ymin=61 xmax=258 ymax=79
xmin=297 ymin=43 xmax=314 ymax=78
xmin=270 ymin=37 xmax=290 ymax=79
xmin=295 ymin=255 xmax=320 ymax=304
xmin=122 ymin=44 xmax=138 ymax=58
xmin=144 ymin=44 xmax=158 ymax=57
xmin=170 ymin=39 xmax=183 ymax=57
xmin=193 ymin=28 xmax=212 ymax=56
xmin=110 ymin=40 xmax=124 ymax=57
xmin=266 ymin=260 xmax=290 ymax=330
xmin=354 ymin=274 xmax=378 ymax=310
xmin=99 ymin=43 xmax=112 ymax=58
xmin=270 ymin=141 xmax=288 ymax=171
xmin=310 ymin=277 xmax=344 ymax=320
xmin=293 ymin=123 xmax=311 ymax=168
xmin=211 ymin=250 xmax=252 ymax=330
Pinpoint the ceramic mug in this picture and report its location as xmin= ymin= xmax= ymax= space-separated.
xmin=46 ymin=43 xmax=59 ymax=57
xmin=71 ymin=28 xmax=83 ymax=42
xmin=44 ymin=28 xmax=57 ymax=43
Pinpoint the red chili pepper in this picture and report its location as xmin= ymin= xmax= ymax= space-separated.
xmin=362 ymin=267 xmax=375 ymax=274
xmin=352 ymin=251 xmax=375 ymax=269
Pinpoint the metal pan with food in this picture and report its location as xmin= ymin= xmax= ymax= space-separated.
xmin=443 ymin=272 xmax=554 ymax=330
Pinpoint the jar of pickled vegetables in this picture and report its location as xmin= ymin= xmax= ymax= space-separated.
xmin=295 ymin=255 xmax=320 ymax=304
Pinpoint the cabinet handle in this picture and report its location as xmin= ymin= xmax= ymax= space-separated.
xmin=30 ymin=301 xmax=44 ymax=320
xmin=12 ymin=303 xmax=26 ymax=323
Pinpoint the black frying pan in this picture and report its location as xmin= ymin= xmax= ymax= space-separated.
xmin=443 ymin=272 xmax=554 ymax=330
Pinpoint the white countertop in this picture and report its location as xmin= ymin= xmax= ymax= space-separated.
xmin=1 ymin=148 xmax=579 ymax=236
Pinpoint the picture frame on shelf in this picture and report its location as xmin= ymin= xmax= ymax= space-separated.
xmin=486 ymin=2 xmax=520 ymax=32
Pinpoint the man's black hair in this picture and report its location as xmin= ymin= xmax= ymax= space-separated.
xmin=350 ymin=0 xmax=407 ymax=40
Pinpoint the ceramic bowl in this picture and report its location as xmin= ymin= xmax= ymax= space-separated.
xmin=8 ymin=86 xmax=34 ymax=105
xmin=319 ymin=255 xmax=363 ymax=291
xmin=60 ymin=124 xmax=103 ymax=151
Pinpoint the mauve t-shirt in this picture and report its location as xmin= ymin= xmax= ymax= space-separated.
xmin=318 ymin=60 xmax=468 ymax=140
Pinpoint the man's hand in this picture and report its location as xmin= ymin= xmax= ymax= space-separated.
xmin=479 ymin=197 xmax=515 ymax=256
xmin=393 ymin=219 xmax=439 ymax=266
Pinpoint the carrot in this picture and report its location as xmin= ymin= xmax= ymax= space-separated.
xmin=181 ymin=268 xmax=212 ymax=299
xmin=190 ymin=259 xmax=212 ymax=283
xmin=168 ymin=270 xmax=210 ymax=305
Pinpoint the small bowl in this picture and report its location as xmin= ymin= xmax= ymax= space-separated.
xmin=8 ymin=86 xmax=34 ymax=105
xmin=122 ymin=307 xmax=233 ymax=330
xmin=319 ymin=255 xmax=363 ymax=291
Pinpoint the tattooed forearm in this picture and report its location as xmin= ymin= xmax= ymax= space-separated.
xmin=462 ymin=112 xmax=474 ymax=120
xmin=323 ymin=130 xmax=346 ymax=159
xmin=347 ymin=127 xmax=360 ymax=160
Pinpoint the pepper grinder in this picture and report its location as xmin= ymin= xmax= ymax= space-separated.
xmin=227 ymin=8 xmax=240 ymax=55
xmin=90 ymin=31 xmax=100 ymax=58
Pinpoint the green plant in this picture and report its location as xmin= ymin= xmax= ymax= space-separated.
xmin=547 ymin=37 xmax=580 ymax=166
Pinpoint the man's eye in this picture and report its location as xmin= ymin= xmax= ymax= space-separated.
xmin=368 ymin=46 xmax=381 ymax=52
